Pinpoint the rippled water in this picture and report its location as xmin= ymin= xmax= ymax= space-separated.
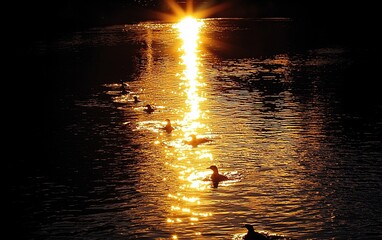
xmin=16 ymin=18 xmax=382 ymax=239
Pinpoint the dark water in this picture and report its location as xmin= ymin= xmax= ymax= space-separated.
xmin=13 ymin=18 xmax=382 ymax=239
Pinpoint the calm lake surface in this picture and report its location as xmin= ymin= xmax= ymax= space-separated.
xmin=15 ymin=18 xmax=382 ymax=239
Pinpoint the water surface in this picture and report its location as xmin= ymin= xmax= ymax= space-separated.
xmin=15 ymin=18 xmax=382 ymax=239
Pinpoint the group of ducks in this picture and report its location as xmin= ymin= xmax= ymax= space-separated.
xmin=160 ymin=119 xmax=213 ymax=146
xmin=161 ymin=119 xmax=270 ymax=239
xmin=158 ymin=120 xmax=226 ymax=185
xmin=120 ymin=81 xmax=273 ymax=240
xmin=120 ymin=81 xmax=158 ymax=114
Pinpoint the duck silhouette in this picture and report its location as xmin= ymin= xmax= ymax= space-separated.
xmin=120 ymin=80 xmax=129 ymax=94
xmin=133 ymin=96 xmax=141 ymax=103
xmin=162 ymin=119 xmax=174 ymax=133
xmin=144 ymin=104 xmax=155 ymax=114
xmin=243 ymin=224 xmax=268 ymax=240
xmin=208 ymin=165 xmax=228 ymax=188
xmin=183 ymin=134 xmax=212 ymax=147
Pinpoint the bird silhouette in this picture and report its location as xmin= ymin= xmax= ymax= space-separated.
xmin=144 ymin=104 xmax=155 ymax=114
xmin=162 ymin=119 xmax=174 ymax=133
xmin=207 ymin=165 xmax=228 ymax=188
xmin=243 ymin=224 xmax=268 ymax=240
xmin=183 ymin=134 xmax=212 ymax=147
xmin=120 ymin=80 xmax=129 ymax=94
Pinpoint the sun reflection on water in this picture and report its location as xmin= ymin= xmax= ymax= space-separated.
xmin=163 ymin=17 xmax=217 ymax=236
xmin=68 ymin=18 xmax=378 ymax=239
xmin=174 ymin=17 xmax=206 ymax=133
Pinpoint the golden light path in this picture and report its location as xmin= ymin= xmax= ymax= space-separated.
xmin=165 ymin=17 xmax=214 ymax=238
xmin=175 ymin=17 xmax=206 ymax=133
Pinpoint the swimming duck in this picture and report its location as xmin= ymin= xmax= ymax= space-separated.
xmin=162 ymin=119 xmax=174 ymax=133
xmin=121 ymin=85 xmax=128 ymax=94
xmin=243 ymin=224 xmax=268 ymax=240
xmin=208 ymin=165 xmax=228 ymax=187
xmin=120 ymin=80 xmax=129 ymax=94
xmin=183 ymin=134 xmax=212 ymax=147
xmin=144 ymin=104 xmax=155 ymax=114
xmin=133 ymin=96 xmax=141 ymax=103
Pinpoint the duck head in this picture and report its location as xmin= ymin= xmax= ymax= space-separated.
xmin=208 ymin=165 xmax=219 ymax=173
xmin=244 ymin=224 xmax=254 ymax=232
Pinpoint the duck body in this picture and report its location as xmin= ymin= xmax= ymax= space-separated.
xmin=144 ymin=104 xmax=155 ymax=113
xmin=162 ymin=119 xmax=174 ymax=133
xmin=243 ymin=224 xmax=268 ymax=240
xmin=120 ymin=80 xmax=129 ymax=94
xmin=208 ymin=165 xmax=228 ymax=187
xmin=183 ymin=134 xmax=212 ymax=147
xmin=121 ymin=85 xmax=129 ymax=94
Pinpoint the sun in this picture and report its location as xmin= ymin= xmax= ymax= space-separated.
xmin=156 ymin=0 xmax=232 ymax=21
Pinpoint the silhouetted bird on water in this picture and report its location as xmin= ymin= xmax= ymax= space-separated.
xmin=183 ymin=134 xmax=212 ymax=147
xmin=120 ymin=80 xmax=129 ymax=94
xmin=243 ymin=224 xmax=268 ymax=240
xmin=162 ymin=119 xmax=174 ymax=133
xmin=133 ymin=96 xmax=141 ymax=103
xmin=208 ymin=165 xmax=228 ymax=187
xmin=144 ymin=104 xmax=155 ymax=114
xmin=121 ymin=85 xmax=128 ymax=94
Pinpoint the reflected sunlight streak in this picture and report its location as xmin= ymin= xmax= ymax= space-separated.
xmin=165 ymin=16 xmax=215 ymax=236
xmin=174 ymin=17 xmax=205 ymax=132
xmin=145 ymin=27 xmax=153 ymax=76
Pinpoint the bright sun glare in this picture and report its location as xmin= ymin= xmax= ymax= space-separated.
xmin=165 ymin=0 xmax=229 ymax=134
xmin=174 ymin=17 xmax=205 ymax=132
xmin=176 ymin=17 xmax=203 ymax=82
xmin=159 ymin=0 xmax=231 ymax=22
